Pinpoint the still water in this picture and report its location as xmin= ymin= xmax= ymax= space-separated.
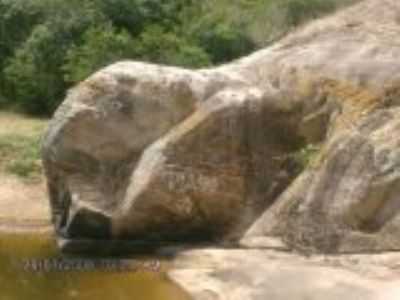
xmin=0 ymin=233 xmax=191 ymax=300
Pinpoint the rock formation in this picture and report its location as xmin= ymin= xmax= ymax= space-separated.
xmin=42 ymin=0 xmax=400 ymax=254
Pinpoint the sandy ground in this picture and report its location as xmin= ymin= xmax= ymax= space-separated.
xmin=0 ymin=175 xmax=51 ymax=230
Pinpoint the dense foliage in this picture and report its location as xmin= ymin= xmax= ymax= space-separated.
xmin=0 ymin=0 xmax=356 ymax=115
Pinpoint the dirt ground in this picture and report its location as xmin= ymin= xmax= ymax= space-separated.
xmin=0 ymin=175 xmax=50 ymax=230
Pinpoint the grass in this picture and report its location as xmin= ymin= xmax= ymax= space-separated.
xmin=0 ymin=111 xmax=48 ymax=180
xmin=292 ymin=143 xmax=320 ymax=169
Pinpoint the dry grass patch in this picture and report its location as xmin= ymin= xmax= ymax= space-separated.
xmin=0 ymin=112 xmax=48 ymax=180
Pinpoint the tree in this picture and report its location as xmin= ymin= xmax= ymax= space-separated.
xmin=63 ymin=24 xmax=137 ymax=84
xmin=177 ymin=1 xmax=256 ymax=64
xmin=135 ymin=25 xmax=211 ymax=68
xmin=3 ymin=0 xmax=105 ymax=114
xmin=4 ymin=24 xmax=66 ymax=114
xmin=0 ymin=0 xmax=43 ymax=103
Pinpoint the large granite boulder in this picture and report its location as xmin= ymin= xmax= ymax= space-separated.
xmin=43 ymin=0 xmax=400 ymax=253
xmin=42 ymin=63 xmax=304 ymax=250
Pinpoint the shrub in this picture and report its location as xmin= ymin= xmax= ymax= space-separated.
xmin=135 ymin=25 xmax=211 ymax=68
xmin=63 ymin=24 xmax=137 ymax=84
xmin=193 ymin=21 xmax=256 ymax=64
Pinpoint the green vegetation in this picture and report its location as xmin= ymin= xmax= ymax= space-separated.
xmin=0 ymin=134 xmax=41 ymax=178
xmin=0 ymin=112 xmax=47 ymax=179
xmin=292 ymin=143 xmax=321 ymax=169
xmin=0 ymin=0 xmax=357 ymax=116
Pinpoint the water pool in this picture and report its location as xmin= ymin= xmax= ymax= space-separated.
xmin=0 ymin=233 xmax=191 ymax=300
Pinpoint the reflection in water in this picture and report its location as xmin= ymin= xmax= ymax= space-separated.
xmin=0 ymin=233 xmax=191 ymax=300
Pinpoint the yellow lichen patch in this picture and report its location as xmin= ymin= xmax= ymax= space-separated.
xmin=322 ymin=78 xmax=381 ymax=111
xmin=320 ymin=78 xmax=384 ymax=132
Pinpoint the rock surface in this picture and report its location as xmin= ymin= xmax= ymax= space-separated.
xmin=168 ymin=248 xmax=400 ymax=300
xmin=242 ymin=107 xmax=400 ymax=253
xmin=43 ymin=0 xmax=400 ymax=255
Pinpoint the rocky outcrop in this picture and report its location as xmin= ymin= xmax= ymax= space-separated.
xmin=168 ymin=248 xmax=400 ymax=300
xmin=242 ymin=107 xmax=400 ymax=253
xmin=42 ymin=63 xmax=304 ymax=248
xmin=42 ymin=0 xmax=400 ymax=254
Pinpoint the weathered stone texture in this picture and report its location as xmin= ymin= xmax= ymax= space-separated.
xmin=42 ymin=0 xmax=400 ymax=255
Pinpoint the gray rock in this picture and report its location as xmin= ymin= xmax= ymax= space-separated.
xmin=42 ymin=64 xmax=303 ymax=247
xmin=42 ymin=0 xmax=400 ymax=255
xmin=243 ymin=108 xmax=400 ymax=253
